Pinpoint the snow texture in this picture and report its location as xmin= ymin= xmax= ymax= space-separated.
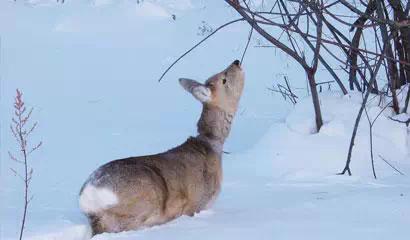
xmin=93 ymin=0 xmax=114 ymax=7
xmin=135 ymin=2 xmax=171 ymax=18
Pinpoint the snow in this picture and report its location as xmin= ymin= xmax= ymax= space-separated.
xmin=25 ymin=0 xmax=60 ymax=6
xmin=25 ymin=225 xmax=92 ymax=240
xmin=79 ymin=185 xmax=119 ymax=214
xmin=254 ymin=91 xmax=410 ymax=180
xmin=1 ymin=1 xmax=409 ymax=240
xmin=93 ymin=0 xmax=114 ymax=7
xmin=135 ymin=2 xmax=171 ymax=18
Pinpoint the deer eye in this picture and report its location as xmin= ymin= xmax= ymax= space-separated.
xmin=222 ymin=78 xmax=227 ymax=84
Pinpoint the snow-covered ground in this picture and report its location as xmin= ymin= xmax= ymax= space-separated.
xmin=1 ymin=1 xmax=409 ymax=240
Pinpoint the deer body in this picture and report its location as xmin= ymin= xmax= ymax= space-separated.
xmin=79 ymin=61 xmax=244 ymax=235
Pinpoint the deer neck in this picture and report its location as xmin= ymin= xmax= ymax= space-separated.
xmin=196 ymin=104 xmax=235 ymax=154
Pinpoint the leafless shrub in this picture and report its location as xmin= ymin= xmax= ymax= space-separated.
xmin=268 ymin=76 xmax=298 ymax=105
xmin=9 ymin=89 xmax=42 ymax=240
xmin=158 ymin=0 xmax=409 ymax=177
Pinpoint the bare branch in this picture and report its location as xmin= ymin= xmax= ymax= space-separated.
xmin=10 ymin=168 xmax=25 ymax=182
xmin=379 ymin=155 xmax=406 ymax=175
xmin=28 ymin=141 xmax=42 ymax=155
xmin=240 ymin=19 xmax=254 ymax=63
xmin=158 ymin=18 xmax=244 ymax=82
xmin=340 ymin=39 xmax=389 ymax=176
xmin=388 ymin=116 xmax=410 ymax=126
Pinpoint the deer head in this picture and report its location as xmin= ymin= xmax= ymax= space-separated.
xmin=179 ymin=60 xmax=244 ymax=114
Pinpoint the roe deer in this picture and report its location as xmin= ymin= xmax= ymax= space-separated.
xmin=79 ymin=60 xmax=244 ymax=236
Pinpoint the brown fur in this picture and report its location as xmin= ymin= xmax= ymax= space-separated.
xmin=79 ymin=61 xmax=244 ymax=235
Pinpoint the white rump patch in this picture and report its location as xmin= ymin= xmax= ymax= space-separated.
xmin=193 ymin=86 xmax=212 ymax=103
xmin=79 ymin=185 xmax=118 ymax=214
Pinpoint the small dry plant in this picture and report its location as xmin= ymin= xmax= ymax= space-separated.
xmin=8 ymin=89 xmax=42 ymax=240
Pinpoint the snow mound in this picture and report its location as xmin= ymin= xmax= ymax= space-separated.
xmin=245 ymin=91 xmax=410 ymax=180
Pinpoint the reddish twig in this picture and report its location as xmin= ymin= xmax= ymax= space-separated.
xmin=9 ymin=89 xmax=42 ymax=240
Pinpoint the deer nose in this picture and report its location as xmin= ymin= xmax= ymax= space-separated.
xmin=233 ymin=60 xmax=240 ymax=66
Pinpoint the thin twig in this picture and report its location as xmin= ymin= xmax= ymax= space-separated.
xmin=158 ymin=18 xmax=244 ymax=82
xmin=388 ymin=116 xmax=410 ymax=126
xmin=240 ymin=21 xmax=254 ymax=64
xmin=339 ymin=43 xmax=387 ymax=176
xmin=379 ymin=155 xmax=406 ymax=175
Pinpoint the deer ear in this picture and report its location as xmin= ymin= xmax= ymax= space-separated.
xmin=179 ymin=78 xmax=212 ymax=103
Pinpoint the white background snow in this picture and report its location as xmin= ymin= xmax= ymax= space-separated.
xmin=1 ymin=0 xmax=409 ymax=239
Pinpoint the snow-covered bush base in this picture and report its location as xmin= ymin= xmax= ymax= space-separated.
xmin=264 ymin=91 xmax=410 ymax=180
